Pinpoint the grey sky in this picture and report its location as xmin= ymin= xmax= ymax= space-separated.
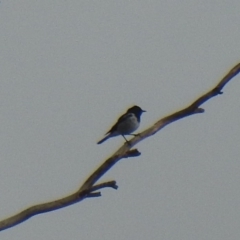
xmin=0 ymin=1 xmax=240 ymax=239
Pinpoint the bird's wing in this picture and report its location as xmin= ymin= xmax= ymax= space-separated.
xmin=106 ymin=113 xmax=133 ymax=134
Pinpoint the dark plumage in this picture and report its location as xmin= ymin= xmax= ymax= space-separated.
xmin=97 ymin=105 xmax=146 ymax=144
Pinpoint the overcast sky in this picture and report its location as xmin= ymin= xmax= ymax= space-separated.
xmin=0 ymin=1 xmax=240 ymax=239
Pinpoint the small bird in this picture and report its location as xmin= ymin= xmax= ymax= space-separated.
xmin=97 ymin=105 xmax=146 ymax=144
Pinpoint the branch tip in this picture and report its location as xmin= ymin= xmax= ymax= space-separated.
xmin=123 ymin=149 xmax=141 ymax=158
xmin=90 ymin=181 xmax=118 ymax=192
xmin=87 ymin=192 xmax=101 ymax=198
xmin=196 ymin=108 xmax=204 ymax=113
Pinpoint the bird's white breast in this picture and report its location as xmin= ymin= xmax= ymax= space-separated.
xmin=117 ymin=113 xmax=139 ymax=134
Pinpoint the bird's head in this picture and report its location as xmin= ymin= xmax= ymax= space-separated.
xmin=127 ymin=105 xmax=146 ymax=116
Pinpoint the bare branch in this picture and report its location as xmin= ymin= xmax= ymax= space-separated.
xmin=0 ymin=63 xmax=239 ymax=231
xmin=85 ymin=192 xmax=102 ymax=198
xmin=90 ymin=181 xmax=118 ymax=192
xmin=0 ymin=181 xmax=118 ymax=231
xmin=0 ymin=192 xmax=86 ymax=231
xmin=80 ymin=63 xmax=240 ymax=191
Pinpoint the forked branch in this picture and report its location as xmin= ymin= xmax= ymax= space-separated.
xmin=0 ymin=63 xmax=239 ymax=231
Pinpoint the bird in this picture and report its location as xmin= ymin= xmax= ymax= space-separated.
xmin=97 ymin=105 xmax=146 ymax=144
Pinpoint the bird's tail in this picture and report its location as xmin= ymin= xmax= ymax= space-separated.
xmin=97 ymin=135 xmax=110 ymax=144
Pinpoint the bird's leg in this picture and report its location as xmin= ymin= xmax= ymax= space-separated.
xmin=122 ymin=135 xmax=131 ymax=146
xmin=122 ymin=135 xmax=128 ymax=142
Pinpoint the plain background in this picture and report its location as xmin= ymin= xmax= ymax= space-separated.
xmin=0 ymin=1 xmax=240 ymax=239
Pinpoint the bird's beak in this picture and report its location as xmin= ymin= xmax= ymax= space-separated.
xmin=142 ymin=110 xmax=146 ymax=112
